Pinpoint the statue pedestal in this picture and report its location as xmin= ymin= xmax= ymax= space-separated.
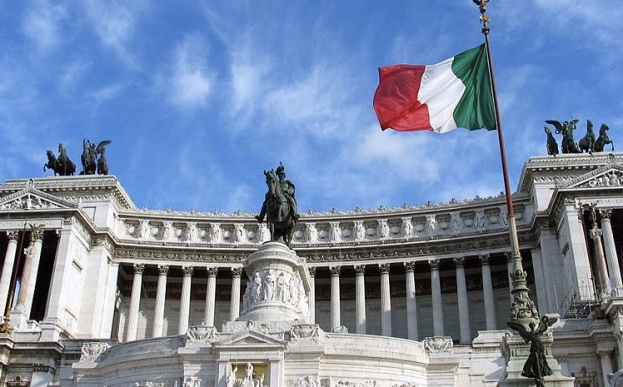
xmin=238 ymin=242 xmax=311 ymax=323
xmin=499 ymin=333 xmax=574 ymax=387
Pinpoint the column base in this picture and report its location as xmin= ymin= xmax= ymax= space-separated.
xmin=39 ymin=318 xmax=69 ymax=341
xmin=9 ymin=309 xmax=28 ymax=330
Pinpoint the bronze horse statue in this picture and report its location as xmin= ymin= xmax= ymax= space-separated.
xmin=578 ymin=119 xmax=595 ymax=154
xmin=594 ymin=123 xmax=614 ymax=152
xmin=56 ymin=143 xmax=76 ymax=175
xmin=546 ymin=119 xmax=580 ymax=154
xmin=44 ymin=146 xmax=76 ymax=176
xmin=544 ymin=126 xmax=559 ymax=156
xmin=256 ymin=169 xmax=296 ymax=247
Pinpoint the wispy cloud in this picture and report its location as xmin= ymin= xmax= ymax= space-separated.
xmin=82 ymin=0 xmax=146 ymax=68
xmin=167 ymin=35 xmax=214 ymax=111
xmin=21 ymin=1 xmax=68 ymax=53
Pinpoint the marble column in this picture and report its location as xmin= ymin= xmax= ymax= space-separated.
xmin=16 ymin=231 xmax=44 ymax=317
xmin=480 ymin=254 xmax=497 ymax=330
xmin=178 ymin=266 xmax=193 ymax=335
xmin=330 ymin=266 xmax=341 ymax=331
xmin=589 ymin=226 xmax=610 ymax=295
xmin=152 ymin=265 xmax=168 ymax=337
xmin=230 ymin=267 xmax=242 ymax=321
xmin=126 ymin=263 xmax=145 ymax=342
xmin=205 ymin=267 xmax=218 ymax=327
xmin=429 ymin=259 xmax=444 ymax=336
xmin=308 ymin=267 xmax=316 ymax=324
xmin=600 ymin=209 xmax=623 ymax=290
xmin=0 ymin=231 xmax=19 ymax=316
xmin=379 ymin=263 xmax=392 ymax=337
xmin=404 ymin=262 xmax=418 ymax=340
xmin=598 ymin=351 xmax=614 ymax=387
xmin=454 ymin=257 xmax=471 ymax=343
xmin=354 ymin=265 xmax=366 ymax=334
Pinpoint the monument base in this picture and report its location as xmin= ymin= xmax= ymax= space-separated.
xmin=499 ymin=333 xmax=574 ymax=387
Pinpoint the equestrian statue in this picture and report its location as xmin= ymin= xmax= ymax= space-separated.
xmin=594 ymin=123 xmax=614 ymax=152
xmin=81 ymin=139 xmax=112 ymax=175
xmin=545 ymin=119 xmax=580 ymax=154
xmin=578 ymin=119 xmax=596 ymax=154
xmin=44 ymin=143 xmax=76 ymax=176
xmin=256 ymin=163 xmax=300 ymax=247
xmin=544 ymin=126 xmax=559 ymax=156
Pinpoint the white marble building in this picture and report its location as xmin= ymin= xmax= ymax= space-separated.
xmin=0 ymin=153 xmax=623 ymax=386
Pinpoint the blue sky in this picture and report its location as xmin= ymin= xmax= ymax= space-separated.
xmin=1 ymin=1 xmax=622 ymax=215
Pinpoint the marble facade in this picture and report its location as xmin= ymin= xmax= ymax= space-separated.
xmin=0 ymin=153 xmax=623 ymax=386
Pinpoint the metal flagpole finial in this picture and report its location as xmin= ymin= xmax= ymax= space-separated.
xmin=472 ymin=0 xmax=491 ymax=35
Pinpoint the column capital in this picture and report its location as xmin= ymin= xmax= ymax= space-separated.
xmin=182 ymin=266 xmax=194 ymax=276
xmin=308 ymin=266 xmax=317 ymax=278
xmin=404 ymin=261 xmax=416 ymax=272
xmin=589 ymin=225 xmax=603 ymax=239
xmin=379 ymin=263 xmax=390 ymax=274
xmin=329 ymin=266 xmax=341 ymax=276
xmin=158 ymin=265 xmax=169 ymax=275
xmin=6 ymin=230 xmax=19 ymax=241
xmin=453 ymin=257 xmax=465 ymax=267
xmin=231 ymin=267 xmax=243 ymax=277
xmin=354 ymin=265 xmax=366 ymax=275
xmin=133 ymin=263 xmax=145 ymax=274
xmin=599 ymin=208 xmax=613 ymax=220
xmin=479 ymin=254 xmax=491 ymax=265
xmin=428 ymin=259 xmax=440 ymax=270
xmin=207 ymin=267 xmax=218 ymax=277
xmin=29 ymin=224 xmax=45 ymax=242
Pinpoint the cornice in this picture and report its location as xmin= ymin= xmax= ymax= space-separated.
xmin=0 ymin=175 xmax=135 ymax=210
xmin=518 ymin=152 xmax=623 ymax=193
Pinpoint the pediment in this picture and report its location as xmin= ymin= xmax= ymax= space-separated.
xmin=215 ymin=330 xmax=285 ymax=348
xmin=558 ymin=164 xmax=623 ymax=190
xmin=0 ymin=189 xmax=75 ymax=211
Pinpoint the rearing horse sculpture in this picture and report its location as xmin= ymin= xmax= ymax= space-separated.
xmin=594 ymin=123 xmax=614 ymax=152
xmin=578 ymin=119 xmax=595 ymax=154
xmin=256 ymin=169 xmax=296 ymax=247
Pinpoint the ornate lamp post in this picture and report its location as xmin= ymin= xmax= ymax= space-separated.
xmin=471 ymin=2 xmax=558 ymax=386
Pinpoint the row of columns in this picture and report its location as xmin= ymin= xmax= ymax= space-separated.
xmin=0 ymin=230 xmax=46 ymax=325
xmin=586 ymin=208 xmax=623 ymax=295
xmin=124 ymin=264 xmax=242 ymax=341
xmin=321 ymin=255 xmax=499 ymax=342
xmin=122 ymin=254 xmax=501 ymax=342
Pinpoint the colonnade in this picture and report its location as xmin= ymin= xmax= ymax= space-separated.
xmin=123 ymin=264 xmax=244 ymax=341
xmin=119 ymin=254 xmax=505 ymax=343
xmin=0 ymin=229 xmax=46 ymax=326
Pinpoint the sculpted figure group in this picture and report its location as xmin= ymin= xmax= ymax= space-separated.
xmin=44 ymin=140 xmax=111 ymax=176
xmin=544 ymin=119 xmax=613 ymax=156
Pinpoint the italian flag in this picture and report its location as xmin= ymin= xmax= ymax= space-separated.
xmin=373 ymin=44 xmax=496 ymax=133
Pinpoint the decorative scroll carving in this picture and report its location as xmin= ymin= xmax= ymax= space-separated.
xmin=186 ymin=325 xmax=220 ymax=343
xmin=423 ymin=336 xmax=453 ymax=354
xmin=80 ymin=341 xmax=111 ymax=362
xmin=287 ymin=376 xmax=319 ymax=387
xmin=289 ymin=324 xmax=324 ymax=343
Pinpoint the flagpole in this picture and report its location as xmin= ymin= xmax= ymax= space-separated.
xmin=473 ymin=0 xmax=539 ymax=329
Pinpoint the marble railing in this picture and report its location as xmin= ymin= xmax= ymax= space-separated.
xmin=116 ymin=201 xmax=532 ymax=246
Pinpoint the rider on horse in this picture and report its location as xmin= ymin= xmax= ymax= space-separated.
xmin=256 ymin=163 xmax=300 ymax=223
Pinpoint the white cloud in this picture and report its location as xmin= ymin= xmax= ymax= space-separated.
xmin=82 ymin=0 xmax=147 ymax=68
xmin=87 ymin=83 xmax=126 ymax=104
xmin=58 ymin=59 xmax=91 ymax=94
xmin=21 ymin=1 xmax=68 ymax=53
xmin=168 ymin=35 xmax=213 ymax=110
xmin=229 ymin=41 xmax=272 ymax=118
xmin=349 ymin=125 xmax=439 ymax=183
